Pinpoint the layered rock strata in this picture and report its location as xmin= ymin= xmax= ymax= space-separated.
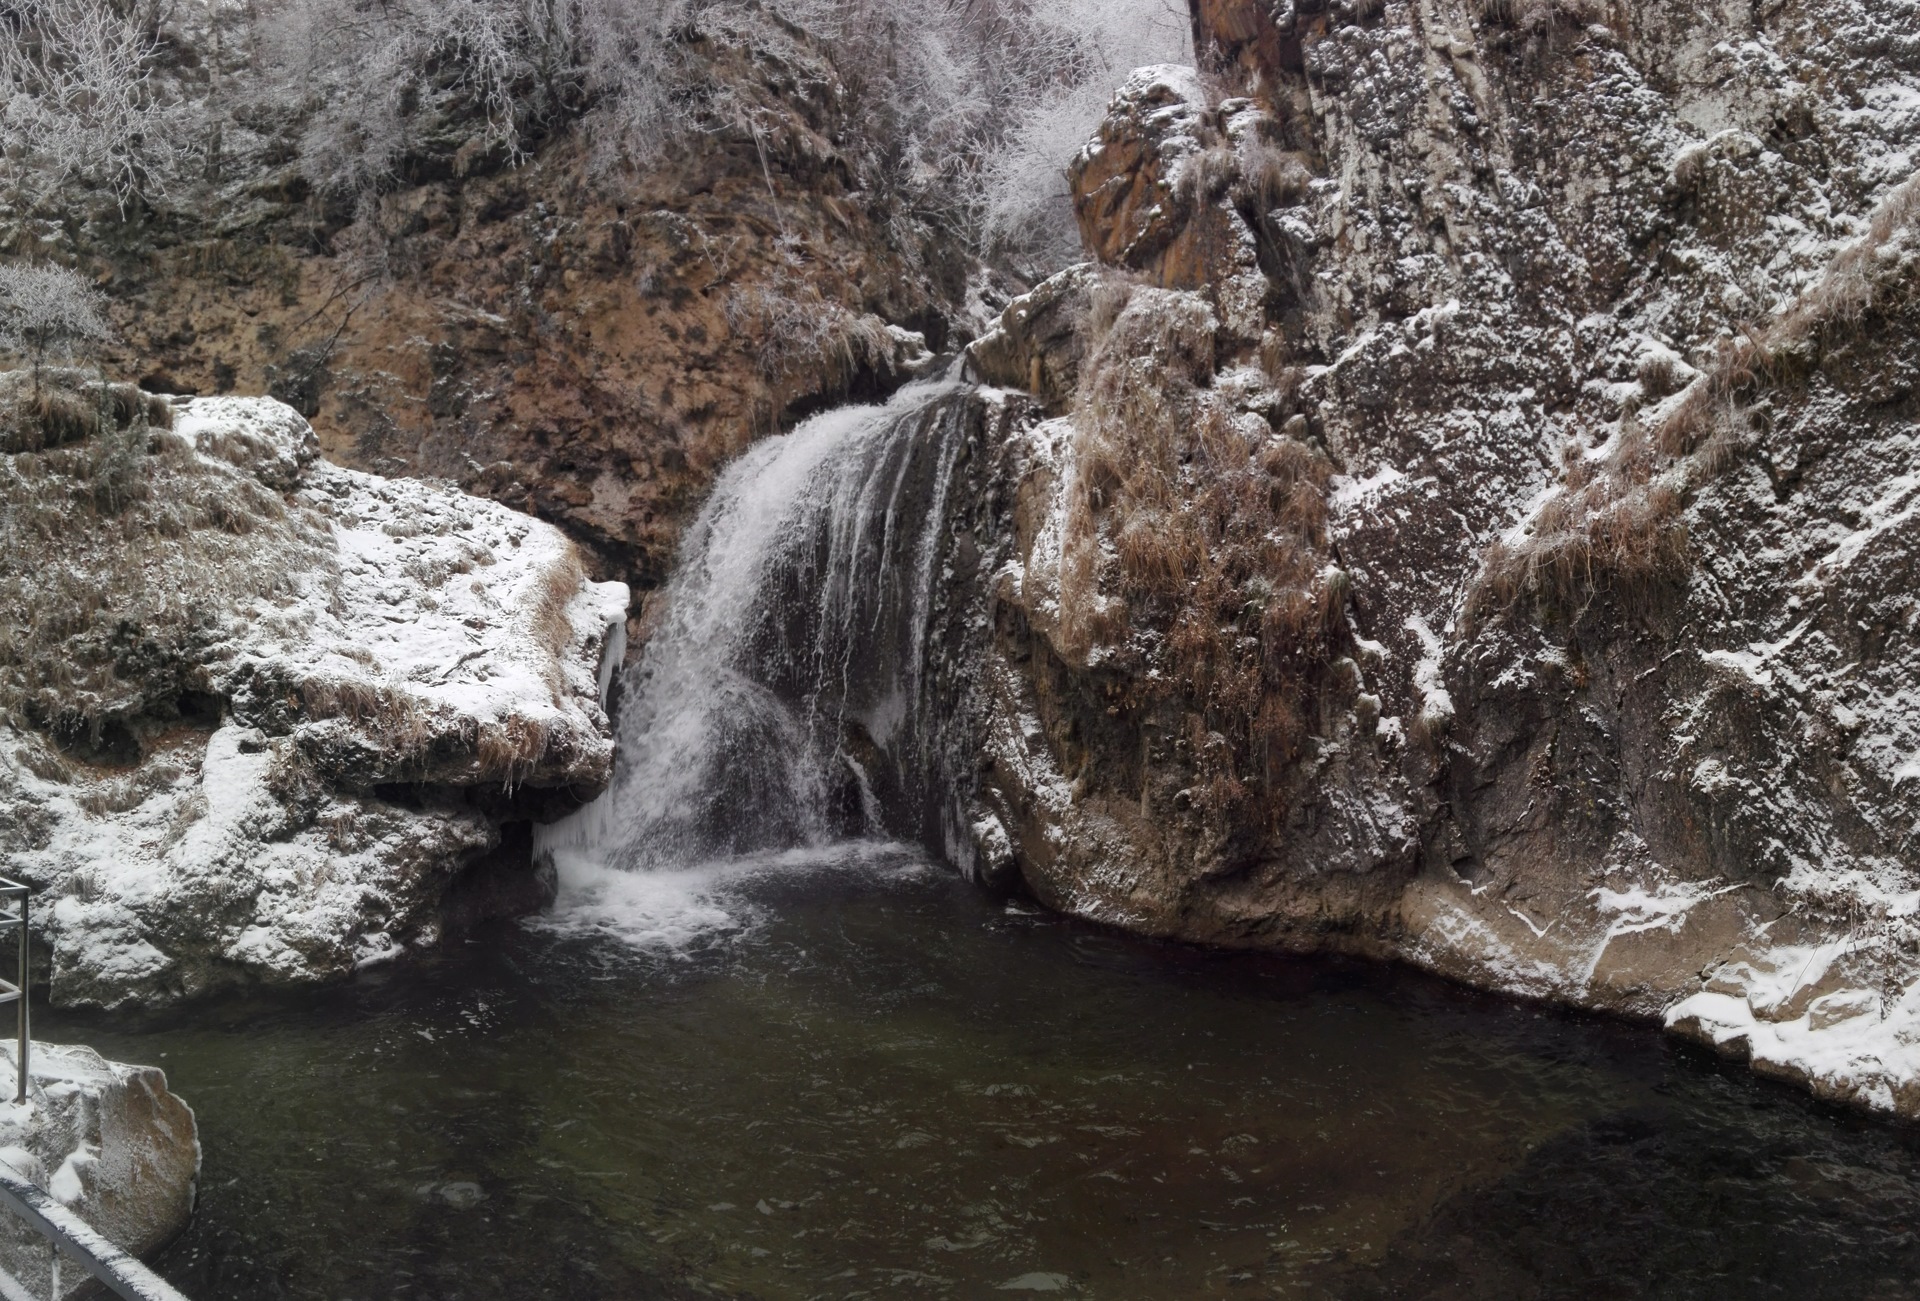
xmin=1 ymin=385 xmax=627 ymax=1007
xmin=965 ymin=0 xmax=1920 ymax=1115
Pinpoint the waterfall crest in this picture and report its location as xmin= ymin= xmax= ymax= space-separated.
xmin=537 ymin=371 xmax=981 ymax=885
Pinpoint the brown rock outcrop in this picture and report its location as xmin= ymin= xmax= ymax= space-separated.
xmin=36 ymin=17 xmax=962 ymax=597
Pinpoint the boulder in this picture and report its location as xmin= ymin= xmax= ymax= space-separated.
xmin=0 ymin=1040 xmax=199 ymax=1295
xmin=0 ymin=391 xmax=629 ymax=1006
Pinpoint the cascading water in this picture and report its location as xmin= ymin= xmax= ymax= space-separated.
xmin=535 ymin=368 xmax=991 ymax=937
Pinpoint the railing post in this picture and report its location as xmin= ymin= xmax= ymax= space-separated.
xmin=15 ymin=890 xmax=25 ymax=1107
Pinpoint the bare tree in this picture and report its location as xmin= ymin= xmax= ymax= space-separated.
xmin=0 ymin=0 xmax=184 ymax=206
xmin=980 ymin=0 xmax=1193 ymax=273
xmin=0 ymin=0 xmax=1184 ymax=266
xmin=0 ymin=261 xmax=112 ymax=392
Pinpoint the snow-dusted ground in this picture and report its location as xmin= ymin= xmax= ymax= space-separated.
xmin=1 ymin=396 xmax=628 ymax=1007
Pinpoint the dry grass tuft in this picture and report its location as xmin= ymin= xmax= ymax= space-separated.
xmin=0 ymin=368 xmax=333 ymax=754
xmin=1060 ymin=292 xmax=1346 ymax=815
xmin=301 ymin=678 xmax=434 ymax=758
xmin=0 ymin=370 xmax=171 ymax=454
xmin=534 ymin=550 xmax=588 ymax=659
xmin=1472 ymin=171 xmax=1920 ymax=623
xmin=1178 ymin=145 xmax=1240 ymax=211
xmin=724 ymin=272 xmax=901 ymax=420
xmin=474 ymin=714 xmax=557 ymax=791
xmin=1234 ymin=142 xmax=1314 ymax=215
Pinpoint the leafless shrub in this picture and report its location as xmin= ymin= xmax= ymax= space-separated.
xmin=0 ymin=0 xmax=187 ymax=205
xmin=0 ymin=263 xmax=112 ymax=392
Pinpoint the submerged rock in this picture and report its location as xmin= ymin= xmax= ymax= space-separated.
xmin=950 ymin=0 xmax=1920 ymax=1118
xmin=0 ymin=385 xmax=628 ymax=1007
xmin=0 ymin=1040 xmax=199 ymax=1290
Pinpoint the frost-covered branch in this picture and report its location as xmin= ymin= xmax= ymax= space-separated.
xmin=1 ymin=0 xmax=1188 ymax=265
xmin=0 ymin=0 xmax=184 ymax=205
xmin=0 ymin=261 xmax=111 ymax=389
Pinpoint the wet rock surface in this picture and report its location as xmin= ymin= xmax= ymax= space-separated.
xmin=962 ymin=0 xmax=1920 ymax=1116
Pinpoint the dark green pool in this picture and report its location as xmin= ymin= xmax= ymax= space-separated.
xmin=39 ymin=846 xmax=1920 ymax=1300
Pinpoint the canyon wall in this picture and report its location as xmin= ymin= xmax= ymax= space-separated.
xmin=966 ymin=0 xmax=1920 ymax=1114
xmin=13 ymin=6 xmax=965 ymax=599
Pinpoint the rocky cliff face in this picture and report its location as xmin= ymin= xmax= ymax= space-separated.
xmin=25 ymin=6 xmax=960 ymax=598
xmin=965 ymin=0 xmax=1920 ymax=1115
xmin=1 ymin=379 xmax=626 ymax=1007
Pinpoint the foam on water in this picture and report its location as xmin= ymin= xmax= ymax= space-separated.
xmin=533 ymin=842 xmax=937 ymax=956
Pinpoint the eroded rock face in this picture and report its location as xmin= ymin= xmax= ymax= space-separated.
xmin=0 ymin=391 xmax=628 ymax=1007
xmin=47 ymin=11 xmax=968 ymax=597
xmin=0 ymin=1040 xmax=199 ymax=1286
xmin=965 ymin=0 xmax=1920 ymax=1116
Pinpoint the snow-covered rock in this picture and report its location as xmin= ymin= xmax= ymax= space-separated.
xmin=963 ymin=0 xmax=1920 ymax=1118
xmin=0 ymin=392 xmax=628 ymax=1006
xmin=0 ymin=1040 xmax=198 ymax=1295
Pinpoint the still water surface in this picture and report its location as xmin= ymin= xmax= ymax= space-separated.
xmin=40 ymin=847 xmax=1920 ymax=1300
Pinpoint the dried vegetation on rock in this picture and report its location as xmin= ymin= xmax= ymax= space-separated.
xmin=965 ymin=0 xmax=1920 ymax=1118
xmin=0 ymin=381 xmax=628 ymax=1006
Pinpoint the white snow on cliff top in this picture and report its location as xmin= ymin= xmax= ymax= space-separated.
xmin=175 ymin=398 xmax=628 ymax=746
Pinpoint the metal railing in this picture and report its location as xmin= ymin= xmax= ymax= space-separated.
xmin=0 ymin=880 xmax=26 ymax=1105
xmin=0 ymin=1169 xmax=191 ymax=1301
xmin=0 ymin=878 xmax=191 ymax=1301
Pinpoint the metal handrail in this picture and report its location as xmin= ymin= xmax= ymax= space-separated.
xmin=0 ymin=1168 xmax=189 ymax=1301
xmin=0 ymin=878 xmax=189 ymax=1300
xmin=0 ymin=879 xmax=26 ymax=1105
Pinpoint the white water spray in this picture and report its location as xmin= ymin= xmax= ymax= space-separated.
xmin=536 ymin=372 xmax=981 ymax=938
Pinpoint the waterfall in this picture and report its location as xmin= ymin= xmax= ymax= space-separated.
xmin=536 ymin=370 xmax=984 ymax=901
